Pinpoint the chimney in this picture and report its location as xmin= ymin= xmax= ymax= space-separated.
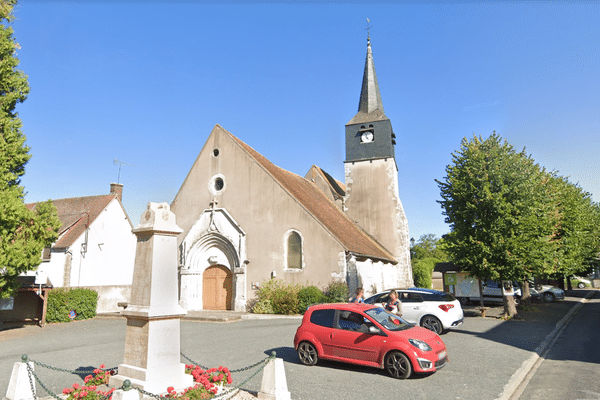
xmin=110 ymin=183 xmax=123 ymax=202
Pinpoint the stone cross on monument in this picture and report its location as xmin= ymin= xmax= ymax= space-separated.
xmin=109 ymin=202 xmax=193 ymax=394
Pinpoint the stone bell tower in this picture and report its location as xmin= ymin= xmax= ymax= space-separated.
xmin=344 ymin=37 xmax=413 ymax=287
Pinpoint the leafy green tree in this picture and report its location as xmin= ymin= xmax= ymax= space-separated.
xmin=436 ymin=133 xmax=556 ymax=316
xmin=410 ymin=234 xmax=448 ymax=261
xmin=548 ymin=175 xmax=600 ymax=288
xmin=0 ymin=0 xmax=60 ymax=298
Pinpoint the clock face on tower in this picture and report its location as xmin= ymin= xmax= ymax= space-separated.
xmin=361 ymin=131 xmax=374 ymax=143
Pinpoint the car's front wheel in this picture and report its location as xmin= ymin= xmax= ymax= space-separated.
xmin=420 ymin=315 xmax=444 ymax=335
xmin=385 ymin=351 xmax=412 ymax=379
xmin=578 ymin=282 xmax=586 ymax=289
xmin=297 ymin=341 xmax=319 ymax=366
xmin=543 ymin=292 xmax=555 ymax=303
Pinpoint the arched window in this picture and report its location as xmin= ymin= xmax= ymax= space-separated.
xmin=287 ymin=231 xmax=303 ymax=269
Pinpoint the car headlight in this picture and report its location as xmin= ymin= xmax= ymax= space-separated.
xmin=409 ymin=338 xmax=432 ymax=352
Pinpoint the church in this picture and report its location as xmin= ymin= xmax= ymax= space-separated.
xmin=170 ymin=37 xmax=413 ymax=312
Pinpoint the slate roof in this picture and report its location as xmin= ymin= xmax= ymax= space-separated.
xmin=27 ymin=194 xmax=118 ymax=249
xmin=222 ymin=126 xmax=397 ymax=264
xmin=347 ymin=39 xmax=388 ymax=126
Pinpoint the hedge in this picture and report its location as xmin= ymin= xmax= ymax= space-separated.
xmin=46 ymin=288 xmax=98 ymax=323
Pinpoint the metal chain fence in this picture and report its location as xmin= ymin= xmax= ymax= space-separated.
xmin=18 ymin=351 xmax=276 ymax=400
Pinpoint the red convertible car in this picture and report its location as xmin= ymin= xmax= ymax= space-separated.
xmin=293 ymin=303 xmax=447 ymax=379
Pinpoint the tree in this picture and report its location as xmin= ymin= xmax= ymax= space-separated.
xmin=410 ymin=234 xmax=448 ymax=262
xmin=0 ymin=0 xmax=60 ymax=298
xmin=547 ymin=175 xmax=600 ymax=288
xmin=436 ymin=133 xmax=556 ymax=317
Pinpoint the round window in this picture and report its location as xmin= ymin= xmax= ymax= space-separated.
xmin=214 ymin=177 xmax=224 ymax=191
xmin=213 ymin=149 xmax=219 ymax=157
xmin=209 ymin=174 xmax=226 ymax=195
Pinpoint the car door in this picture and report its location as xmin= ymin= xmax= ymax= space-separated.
xmin=308 ymin=308 xmax=337 ymax=357
xmin=398 ymin=292 xmax=424 ymax=323
xmin=326 ymin=310 xmax=380 ymax=363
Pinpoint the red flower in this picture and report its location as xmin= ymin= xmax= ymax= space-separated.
xmin=167 ymin=386 xmax=175 ymax=394
xmin=99 ymin=364 xmax=105 ymax=369
xmin=72 ymin=383 xmax=80 ymax=389
xmin=63 ymin=388 xmax=72 ymax=394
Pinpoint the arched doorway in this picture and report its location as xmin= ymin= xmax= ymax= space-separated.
xmin=202 ymin=265 xmax=233 ymax=310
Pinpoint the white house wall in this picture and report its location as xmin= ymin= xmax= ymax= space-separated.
xmin=68 ymin=200 xmax=136 ymax=287
xmin=354 ymin=257 xmax=401 ymax=297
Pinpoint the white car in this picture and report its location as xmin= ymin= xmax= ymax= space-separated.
xmin=364 ymin=288 xmax=464 ymax=335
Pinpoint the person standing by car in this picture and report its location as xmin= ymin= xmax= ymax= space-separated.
xmin=386 ymin=290 xmax=402 ymax=316
xmin=350 ymin=287 xmax=364 ymax=303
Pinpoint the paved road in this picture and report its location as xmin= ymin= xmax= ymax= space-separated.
xmin=517 ymin=292 xmax=600 ymax=400
xmin=0 ymin=295 xmax=590 ymax=400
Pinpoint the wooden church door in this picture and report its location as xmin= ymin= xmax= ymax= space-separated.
xmin=203 ymin=265 xmax=232 ymax=310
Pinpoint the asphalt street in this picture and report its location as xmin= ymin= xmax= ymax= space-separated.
xmin=0 ymin=293 xmax=593 ymax=400
xmin=516 ymin=293 xmax=600 ymax=400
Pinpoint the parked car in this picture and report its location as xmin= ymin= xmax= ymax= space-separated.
xmin=363 ymin=288 xmax=464 ymax=335
xmin=294 ymin=303 xmax=448 ymax=379
xmin=572 ymin=276 xmax=591 ymax=288
xmin=529 ymin=285 xmax=565 ymax=303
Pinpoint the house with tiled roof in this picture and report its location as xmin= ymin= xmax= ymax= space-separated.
xmin=26 ymin=183 xmax=136 ymax=312
xmin=170 ymin=37 xmax=413 ymax=312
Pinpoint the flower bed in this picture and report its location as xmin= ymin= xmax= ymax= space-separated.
xmin=62 ymin=364 xmax=233 ymax=400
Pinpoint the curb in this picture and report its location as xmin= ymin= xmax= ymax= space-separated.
xmin=497 ymin=290 xmax=595 ymax=400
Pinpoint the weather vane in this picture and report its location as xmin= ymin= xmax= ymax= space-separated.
xmin=366 ymin=18 xmax=372 ymax=41
xmin=113 ymin=158 xmax=134 ymax=184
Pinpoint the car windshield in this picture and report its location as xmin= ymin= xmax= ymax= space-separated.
xmin=365 ymin=307 xmax=412 ymax=331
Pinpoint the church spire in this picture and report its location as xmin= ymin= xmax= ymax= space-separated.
xmin=357 ymin=37 xmax=386 ymax=117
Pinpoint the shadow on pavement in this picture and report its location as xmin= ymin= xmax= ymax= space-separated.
xmin=264 ymin=346 xmax=436 ymax=379
xmin=455 ymin=291 xmax=598 ymax=356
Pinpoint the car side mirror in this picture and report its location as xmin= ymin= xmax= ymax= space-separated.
xmin=368 ymin=325 xmax=382 ymax=335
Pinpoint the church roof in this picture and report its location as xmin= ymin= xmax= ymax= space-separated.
xmin=347 ymin=39 xmax=389 ymax=126
xmin=223 ymin=126 xmax=397 ymax=263
xmin=27 ymin=194 xmax=122 ymax=249
xmin=305 ymin=165 xmax=346 ymax=198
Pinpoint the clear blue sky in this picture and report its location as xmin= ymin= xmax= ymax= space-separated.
xmin=13 ymin=1 xmax=599 ymax=242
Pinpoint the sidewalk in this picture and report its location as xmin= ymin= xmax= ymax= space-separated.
xmin=95 ymin=310 xmax=303 ymax=323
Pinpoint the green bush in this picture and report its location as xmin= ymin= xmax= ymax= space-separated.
xmin=412 ymin=257 xmax=441 ymax=289
xmin=323 ymin=280 xmax=349 ymax=303
xmin=251 ymin=299 xmax=274 ymax=314
xmin=46 ymin=288 xmax=98 ymax=323
xmin=271 ymin=288 xmax=300 ymax=315
xmin=297 ymin=286 xmax=326 ymax=313
xmin=252 ymin=279 xmax=301 ymax=315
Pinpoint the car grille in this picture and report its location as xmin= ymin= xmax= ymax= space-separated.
xmin=435 ymin=357 xmax=447 ymax=369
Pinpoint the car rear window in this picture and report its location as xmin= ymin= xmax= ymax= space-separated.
xmin=420 ymin=292 xmax=456 ymax=302
xmin=310 ymin=309 xmax=335 ymax=328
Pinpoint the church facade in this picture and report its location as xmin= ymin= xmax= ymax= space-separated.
xmin=170 ymin=39 xmax=412 ymax=312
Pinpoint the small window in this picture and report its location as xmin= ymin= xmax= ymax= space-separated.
xmin=310 ymin=309 xmax=335 ymax=328
xmin=402 ymin=292 xmax=424 ymax=303
xmin=286 ymin=231 xmax=302 ymax=269
xmin=209 ymin=174 xmax=226 ymax=195
xmin=213 ymin=149 xmax=219 ymax=157
xmin=337 ymin=311 xmax=367 ymax=331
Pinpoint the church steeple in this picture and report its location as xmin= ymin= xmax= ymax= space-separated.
xmin=356 ymin=37 xmax=387 ymax=119
xmin=345 ymin=38 xmax=396 ymax=163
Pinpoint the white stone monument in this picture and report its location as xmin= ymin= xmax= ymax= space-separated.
xmin=109 ymin=202 xmax=193 ymax=394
